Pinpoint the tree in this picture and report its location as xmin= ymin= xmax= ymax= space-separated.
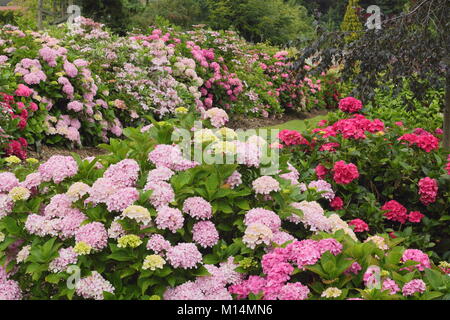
xmin=340 ymin=0 xmax=363 ymax=42
xmin=294 ymin=0 xmax=450 ymax=149
xmin=131 ymin=0 xmax=206 ymax=29
xmin=206 ymin=0 xmax=315 ymax=46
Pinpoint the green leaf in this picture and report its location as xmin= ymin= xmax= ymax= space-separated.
xmin=107 ymin=251 xmax=134 ymax=262
xmin=235 ymin=199 xmax=250 ymax=210
xmin=203 ymin=254 xmax=220 ymax=265
xmin=424 ymin=269 xmax=446 ymax=291
xmin=193 ymin=265 xmax=212 ymax=277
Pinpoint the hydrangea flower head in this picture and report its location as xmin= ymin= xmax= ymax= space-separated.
xmin=166 ymin=243 xmax=202 ymax=269
xmin=332 ymin=160 xmax=359 ymax=185
xmin=117 ymin=234 xmax=143 ymax=248
xmin=122 ymin=205 xmax=151 ymax=225
xmin=401 ymin=249 xmax=431 ymax=271
xmin=143 ymin=255 xmax=166 ymax=271
xmin=252 ymin=176 xmax=281 ymax=195
xmin=75 ymin=271 xmax=114 ymax=300
xmin=183 ymin=197 xmax=212 ymax=220
xmin=402 ymin=279 xmax=426 ymax=296
xmin=244 ymin=208 xmax=281 ymax=232
xmin=155 ymin=206 xmax=184 ymax=233
xmin=192 ymin=221 xmax=219 ymax=248
xmin=338 ymin=97 xmax=363 ymax=113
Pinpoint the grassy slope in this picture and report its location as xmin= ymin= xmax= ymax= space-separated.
xmin=265 ymin=114 xmax=328 ymax=132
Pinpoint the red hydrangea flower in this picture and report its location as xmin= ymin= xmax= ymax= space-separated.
xmin=381 ymin=200 xmax=408 ymax=224
xmin=315 ymin=164 xmax=328 ymax=179
xmin=332 ymin=160 xmax=359 ymax=185
xmin=338 ymin=97 xmax=363 ymax=113
xmin=446 ymin=155 xmax=450 ymax=175
xmin=418 ymin=177 xmax=438 ymax=206
xmin=15 ymin=84 xmax=33 ymax=97
xmin=278 ymin=130 xmax=309 ymax=146
xmin=319 ymin=142 xmax=340 ymax=152
xmin=367 ymin=119 xmax=385 ymax=133
xmin=29 ymin=102 xmax=38 ymax=112
xmin=317 ymin=120 xmax=328 ymax=127
xmin=328 ymin=115 xmax=384 ymax=140
xmin=398 ymin=129 xmax=439 ymax=153
xmin=408 ymin=211 xmax=425 ymax=223
xmin=348 ymin=219 xmax=369 ymax=232
xmin=330 ymin=196 xmax=344 ymax=210
xmin=5 ymin=138 xmax=28 ymax=160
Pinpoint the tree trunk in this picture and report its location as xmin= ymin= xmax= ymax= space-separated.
xmin=444 ymin=74 xmax=450 ymax=150
xmin=37 ymin=0 xmax=43 ymax=30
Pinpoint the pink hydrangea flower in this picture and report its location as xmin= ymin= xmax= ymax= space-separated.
xmin=289 ymin=201 xmax=331 ymax=232
xmin=155 ymin=206 xmax=184 ymax=233
xmin=308 ymin=180 xmax=335 ymax=200
xmin=0 ymin=194 xmax=14 ymax=219
xmin=286 ymin=240 xmax=322 ymax=269
xmin=149 ymin=144 xmax=198 ymax=171
xmin=317 ymin=239 xmax=343 ymax=256
xmin=382 ymin=278 xmax=400 ymax=295
xmin=277 ymin=282 xmax=310 ymax=300
xmin=0 ymin=172 xmax=19 ymax=193
xmin=402 ymin=279 xmax=426 ymax=296
xmin=398 ymin=130 xmax=439 ymax=153
xmin=271 ymin=231 xmax=295 ymax=246
xmin=244 ymin=208 xmax=281 ymax=232
xmin=63 ymin=60 xmax=78 ymax=77
xmin=145 ymin=181 xmax=175 ymax=208
xmin=147 ymin=234 xmax=171 ymax=255
xmin=147 ymin=167 xmax=174 ymax=184
xmin=74 ymin=222 xmax=108 ymax=251
xmin=105 ymin=187 xmax=139 ymax=212
xmin=0 ymin=279 xmax=22 ymax=300
xmin=104 ymin=159 xmax=140 ymax=188
xmin=166 ymin=243 xmax=202 ymax=269
xmin=205 ymin=108 xmax=229 ymax=128
xmin=401 ymin=249 xmax=431 ymax=271
xmin=192 ymin=221 xmax=219 ymax=248
xmin=280 ymin=163 xmax=300 ymax=185
xmin=182 ymin=197 xmax=212 ymax=220
xmin=67 ymin=101 xmax=84 ymax=112
xmin=226 ymin=170 xmax=242 ymax=189
xmin=49 ymin=247 xmax=78 ymax=273
xmin=38 ymin=156 xmax=78 ymax=184
xmin=75 ymin=271 xmax=114 ymax=300
xmin=15 ymin=84 xmax=33 ymax=97
xmin=252 ymin=176 xmax=281 ymax=195
xmin=345 ymin=262 xmax=362 ymax=275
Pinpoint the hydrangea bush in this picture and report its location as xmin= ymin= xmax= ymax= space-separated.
xmin=1 ymin=17 xmax=339 ymax=153
xmin=0 ymin=108 xmax=449 ymax=300
xmin=0 ymin=24 xmax=118 ymax=147
xmin=279 ymin=98 xmax=450 ymax=260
